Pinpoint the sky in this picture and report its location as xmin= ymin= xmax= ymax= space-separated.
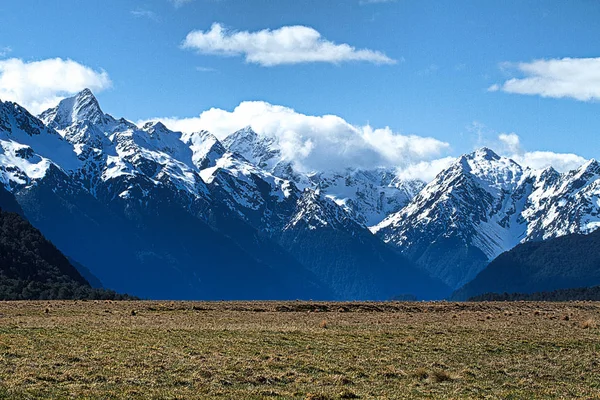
xmin=0 ymin=0 xmax=599 ymax=179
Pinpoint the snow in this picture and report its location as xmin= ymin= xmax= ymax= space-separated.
xmin=5 ymin=90 xmax=600 ymax=279
xmin=376 ymin=147 xmax=600 ymax=269
xmin=0 ymin=140 xmax=52 ymax=185
xmin=199 ymin=152 xmax=293 ymax=204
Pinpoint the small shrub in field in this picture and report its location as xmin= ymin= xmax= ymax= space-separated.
xmin=431 ymin=370 xmax=454 ymax=383
xmin=413 ymin=368 xmax=429 ymax=380
xmin=305 ymin=393 xmax=331 ymax=400
xmin=339 ymin=389 xmax=360 ymax=399
xmin=320 ymin=320 xmax=328 ymax=329
xmin=580 ymin=318 xmax=596 ymax=329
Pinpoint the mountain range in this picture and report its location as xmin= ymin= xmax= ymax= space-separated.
xmin=2 ymin=88 xmax=600 ymax=300
xmin=1 ymin=90 xmax=446 ymax=300
xmin=373 ymin=148 xmax=600 ymax=289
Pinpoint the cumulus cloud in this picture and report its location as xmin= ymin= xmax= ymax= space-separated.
xmin=142 ymin=101 xmax=449 ymax=177
xmin=495 ymin=133 xmax=586 ymax=173
xmin=181 ymin=23 xmax=396 ymax=66
xmin=489 ymin=57 xmax=600 ymax=101
xmin=0 ymin=58 xmax=111 ymax=114
xmin=512 ymin=151 xmax=587 ymax=173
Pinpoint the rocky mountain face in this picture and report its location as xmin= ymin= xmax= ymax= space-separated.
xmin=4 ymin=89 xmax=599 ymax=300
xmin=221 ymin=126 xmax=426 ymax=227
xmin=373 ymin=148 xmax=600 ymax=289
xmin=0 ymin=90 xmax=449 ymax=300
xmin=196 ymin=130 xmax=447 ymax=299
xmin=1 ymin=94 xmax=330 ymax=300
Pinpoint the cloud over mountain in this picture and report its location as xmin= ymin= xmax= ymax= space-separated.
xmin=0 ymin=58 xmax=111 ymax=114
xmin=142 ymin=100 xmax=449 ymax=176
xmin=496 ymin=132 xmax=587 ymax=172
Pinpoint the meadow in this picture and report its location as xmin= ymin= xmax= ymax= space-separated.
xmin=0 ymin=300 xmax=599 ymax=399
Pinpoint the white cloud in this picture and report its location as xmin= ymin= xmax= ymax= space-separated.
xmin=512 ymin=151 xmax=587 ymax=173
xmin=495 ymin=132 xmax=587 ymax=173
xmin=182 ymin=23 xmax=397 ymax=66
xmin=0 ymin=58 xmax=111 ymax=114
xmin=169 ymin=0 xmax=194 ymax=8
xmin=489 ymin=57 xmax=600 ymax=101
xmin=195 ymin=66 xmax=217 ymax=72
xmin=131 ymin=9 xmax=160 ymax=21
xmin=141 ymin=101 xmax=449 ymax=177
xmin=498 ymin=132 xmax=520 ymax=154
xmin=395 ymin=157 xmax=456 ymax=181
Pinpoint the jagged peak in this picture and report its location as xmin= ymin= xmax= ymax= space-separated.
xmin=70 ymin=88 xmax=103 ymax=115
xmin=539 ymin=164 xmax=559 ymax=178
xmin=452 ymin=147 xmax=521 ymax=172
xmin=223 ymin=125 xmax=258 ymax=146
xmin=570 ymin=158 xmax=600 ymax=181
xmin=465 ymin=147 xmax=501 ymax=161
xmin=235 ymin=125 xmax=257 ymax=136
xmin=579 ymin=158 xmax=599 ymax=171
xmin=39 ymin=88 xmax=109 ymax=130
xmin=0 ymin=99 xmax=55 ymax=137
xmin=181 ymin=129 xmax=221 ymax=147
xmin=141 ymin=121 xmax=171 ymax=136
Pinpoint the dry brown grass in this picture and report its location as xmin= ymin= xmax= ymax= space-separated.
xmin=0 ymin=300 xmax=599 ymax=399
xmin=580 ymin=318 xmax=596 ymax=329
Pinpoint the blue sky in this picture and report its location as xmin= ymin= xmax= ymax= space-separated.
xmin=1 ymin=0 xmax=599 ymax=177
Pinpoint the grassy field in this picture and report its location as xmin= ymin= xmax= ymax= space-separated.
xmin=0 ymin=301 xmax=599 ymax=399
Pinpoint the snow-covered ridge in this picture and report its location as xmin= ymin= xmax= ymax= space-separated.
xmin=4 ymin=89 xmax=600 ymax=293
xmin=0 ymin=99 xmax=81 ymax=187
xmin=220 ymin=125 xmax=427 ymax=226
xmin=374 ymin=147 xmax=600 ymax=288
xmin=9 ymin=90 xmax=364 ymax=234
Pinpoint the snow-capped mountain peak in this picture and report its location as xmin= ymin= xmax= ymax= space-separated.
xmin=285 ymin=188 xmax=356 ymax=231
xmin=223 ymin=126 xmax=281 ymax=169
xmin=373 ymin=148 xmax=600 ymax=290
xmin=0 ymin=99 xmax=82 ymax=187
xmin=570 ymin=158 xmax=600 ymax=182
xmin=181 ymin=130 xmax=226 ymax=170
xmin=141 ymin=121 xmax=170 ymax=136
xmin=39 ymin=88 xmax=114 ymax=130
xmin=456 ymin=147 xmax=524 ymax=192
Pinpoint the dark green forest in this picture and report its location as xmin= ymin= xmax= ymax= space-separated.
xmin=454 ymin=229 xmax=600 ymax=300
xmin=0 ymin=209 xmax=135 ymax=300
